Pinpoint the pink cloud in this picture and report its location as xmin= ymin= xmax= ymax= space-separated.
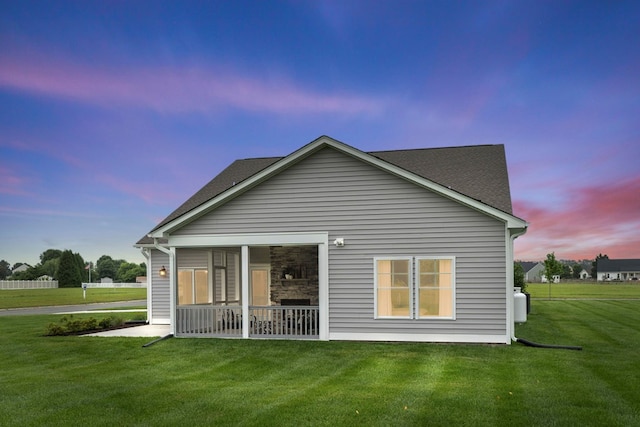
xmin=514 ymin=175 xmax=640 ymax=260
xmin=0 ymin=165 xmax=32 ymax=196
xmin=0 ymin=53 xmax=384 ymax=116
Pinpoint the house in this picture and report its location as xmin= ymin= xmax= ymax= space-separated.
xmin=135 ymin=136 xmax=528 ymax=344
xmin=517 ymin=261 xmax=545 ymax=282
xmin=11 ymin=264 xmax=30 ymax=275
xmin=579 ymin=269 xmax=590 ymax=280
xmin=596 ymin=259 xmax=640 ymax=281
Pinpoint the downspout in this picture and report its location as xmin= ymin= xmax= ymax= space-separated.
xmin=140 ymin=248 xmax=152 ymax=323
xmin=508 ymin=227 xmax=527 ymax=344
xmin=153 ymin=238 xmax=176 ymax=335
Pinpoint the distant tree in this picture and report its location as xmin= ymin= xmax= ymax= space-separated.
xmin=39 ymin=249 xmax=62 ymax=264
xmin=591 ymin=254 xmax=608 ymax=279
xmin=116 ymin=262 xmax=146 ymax=283
xmin=0 ymin=260 xmax=10 ymax=280
xmin=572 ymin=263 xmax=583 ymax=279
xmin=561 ymin=264 xmax=572 ymax=279
xmin=58 ymin=250 xmax=82 ymax=287
xmin=96 ymin=255 xmax=116 ymax=279
xmin=514 ymin=262 xmax=526 ymax=292
xmin=544 ymin=252 xmax=563 ymax=283
xmin=41 ymin=258 xmax=60 ymax=279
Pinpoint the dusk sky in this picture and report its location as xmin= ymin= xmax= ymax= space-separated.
xmin=1 ymin=1 xmax=639 ymax=267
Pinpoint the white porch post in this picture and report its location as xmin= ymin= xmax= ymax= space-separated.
xmin=169 ymin=247 xmax=176 ymax=335
xmin=241 ymin=245 xmax=250 ymax=338
xmin=319 ymin=241 xmax=329 ymax=341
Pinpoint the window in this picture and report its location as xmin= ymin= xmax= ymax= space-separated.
xmin=375 ymin=257 xmax=455 ymax=319
xmin=178 ymin=269 xmax=209 ymax=305
xmin=375 ymin=258 xmax=411 ymax=318
xmin=416 ymin=258 xmax=454 ymax=318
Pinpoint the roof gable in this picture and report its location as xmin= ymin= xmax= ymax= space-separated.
xmin=139 ymin=136 xmax=526 ymax=243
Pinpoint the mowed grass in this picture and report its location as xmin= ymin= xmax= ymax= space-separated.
xmin=526 ymin=282 xmax=640 ymax=299
xmin=0 ymin=288 xmax=146 ymax=309
xmin=1 ymin=299 xmax=639 ymax=425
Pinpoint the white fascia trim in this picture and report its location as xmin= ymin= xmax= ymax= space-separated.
xmin=168 ymin=232 xmax=329 ymax=247
xmin=329 ymin=332 xmax=510 ymax=345
xmin=150 ymin=136 xmax=527 ymax=237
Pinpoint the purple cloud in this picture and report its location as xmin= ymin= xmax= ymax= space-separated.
xmin=0 ymin=53 xmax=385 ymax=116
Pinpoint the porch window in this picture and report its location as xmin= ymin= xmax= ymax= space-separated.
xmin=178 ymin=269 xmax=209 ymax=305
xmin=374 ymin=257 xmax=455 ymax=319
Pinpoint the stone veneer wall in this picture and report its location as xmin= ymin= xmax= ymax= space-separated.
xmin=269 ymin=246 xmax=319 ymax=305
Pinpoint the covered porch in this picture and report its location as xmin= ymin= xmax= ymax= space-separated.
xmin=171 ymin=241 xmax=324 ymax=339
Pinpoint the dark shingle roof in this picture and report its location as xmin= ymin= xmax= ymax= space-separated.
xmin=137 ymin=142 xmax=514 ymax=245
xmin=517 ymin=261 xmax=540 ymax=273
xmin=597 ymin=259 xmax=640 ymax=272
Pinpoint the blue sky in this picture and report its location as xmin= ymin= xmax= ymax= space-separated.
xmin=1 ymin=0 xmax=639 ymax=266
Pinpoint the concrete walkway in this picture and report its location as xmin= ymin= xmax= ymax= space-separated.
xmin=84 ymin=324 xmax=171 ymax=337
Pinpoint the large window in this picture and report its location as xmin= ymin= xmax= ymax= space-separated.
xmin=375 ymin=257 xmax=455 ymax=319
xmin=178 ymin=269 xmax=209 ymax=305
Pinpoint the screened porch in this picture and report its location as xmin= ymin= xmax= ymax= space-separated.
xmin=174 ymin=246 xmax=319 ymax=339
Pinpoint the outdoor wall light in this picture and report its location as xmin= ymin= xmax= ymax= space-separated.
xmin=159 ymin=266 xmax=167 ymax=277
xmin=334 ymin=238 xmax=345 ymax=247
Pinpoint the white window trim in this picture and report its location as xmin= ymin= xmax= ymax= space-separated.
xmin=414 ymin=256 xmax=456 ymax=320
xmin=373 ymin=257 xmax=413 ymax=319
xmin=374 ymin=256 xmax=456 ymax=320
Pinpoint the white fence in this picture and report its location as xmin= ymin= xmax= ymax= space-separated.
xmin=84 ymin=283 xmax=147 ymax=288
xmin=0 ymin=280 xmax=59 ymax=290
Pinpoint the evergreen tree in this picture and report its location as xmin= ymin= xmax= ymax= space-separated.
xmin=58 ymin=250 xmax=82 ymax=287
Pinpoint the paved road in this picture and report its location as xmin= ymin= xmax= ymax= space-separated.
xmin=0 ymin=300 xmax=147 ymax=317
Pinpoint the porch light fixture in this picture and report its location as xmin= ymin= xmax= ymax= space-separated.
xmin=334 ymin=238 xmax=345 ymax=247
xmin=159 ymin=266 xmax=167 ymax=277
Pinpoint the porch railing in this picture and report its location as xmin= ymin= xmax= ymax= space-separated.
xmin=249 ymin=306 xmax=319 ymax=338
xmin=175 ymin=305 xmax=319 ymax=339
xmin=176 ymin=305 xmax=242 ymax=337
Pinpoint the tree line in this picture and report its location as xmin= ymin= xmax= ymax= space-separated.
xmin=0 ymin=249 xmax=146 ymax=287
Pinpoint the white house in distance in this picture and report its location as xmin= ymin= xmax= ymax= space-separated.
xmin=596 ymin=259 xmax=640 ymax=281
xmin=517 ymin=262 xmax=545 ymax=282
xmin=136 ymin=136 xmax=528 ymax=344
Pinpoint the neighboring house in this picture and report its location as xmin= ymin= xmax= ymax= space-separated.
xmin=518 ymin=261 xmax=545 ymax=282
xmin=597 ymin=259 xmax=640 ymax=281
xmin=579 ymin=269 xmax=590 ymax=280
xmin=11 ymin=264 xmax=30 ymax=275
xmin=136 ymin=136 xmax=528 ymax=344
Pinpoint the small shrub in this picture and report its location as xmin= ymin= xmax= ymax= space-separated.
xmin=45 ymin=315 xmax=123 ymax=336
xmin=98 ymin=316 xmax=124 ymax=329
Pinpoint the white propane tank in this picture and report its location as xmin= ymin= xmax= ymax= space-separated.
xmin=514 ymin=287 xmax=527 ymax=323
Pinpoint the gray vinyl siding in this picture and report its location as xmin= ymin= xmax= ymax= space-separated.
xmin=176 ymin=248 xmax=208 ymax=269
xmin=174 ymin=147 xmax=508 ymax=338
xmin=150 ymin=249 xmax=170 ymax=323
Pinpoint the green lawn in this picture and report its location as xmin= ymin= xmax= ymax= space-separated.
xmin=0 ymin=288 xmax=146 ymax=309
xmin=1 ymin=299 xmax=639 ymax=426
xmin=526 ymin=282 xmax=640 ymax=299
